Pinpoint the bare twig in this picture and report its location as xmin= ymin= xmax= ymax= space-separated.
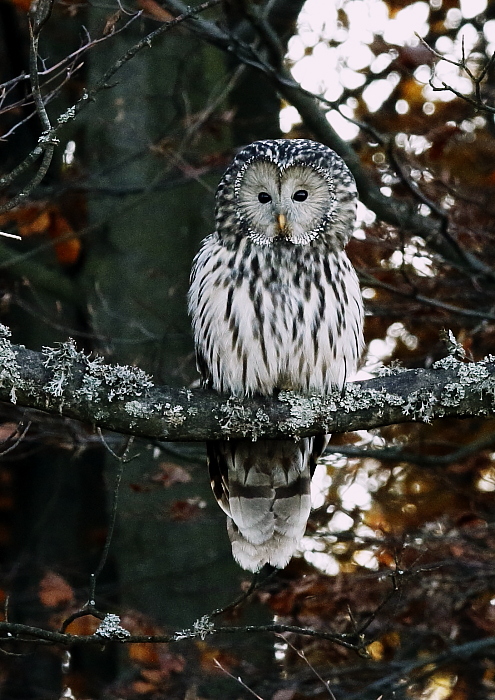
xmin=276 ymin=635 xmax=337 ymax=699
xmin=0 ymin=421 xmax=32 ymax=458
xmin=417 ymin=33 xmax=495 ymax=115
xmin=91 ymin=434 xmax=135 ymax=596
xmin=324 ymin=429 xmax=495 ymax=467
xmin=0 ymin=0 xmax=222 ymax=216
xmin=213 ymin=659 xmax=265 ymax=700
xmin=358 ymin=269 xmax=495 ymax=322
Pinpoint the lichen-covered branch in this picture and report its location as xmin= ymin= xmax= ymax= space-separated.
xmin=2 ymin=326 xmax=495 ymax=441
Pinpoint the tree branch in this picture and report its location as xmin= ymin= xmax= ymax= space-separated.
xmin=2 ymin=328 xmax=495 ymax=441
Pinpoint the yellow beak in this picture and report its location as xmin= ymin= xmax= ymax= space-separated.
xmin=276 ymin=213 xmax=287 ymax=232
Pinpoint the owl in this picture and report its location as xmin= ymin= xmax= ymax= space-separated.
xmin=188 ymin=139 xmax=364 ymax=572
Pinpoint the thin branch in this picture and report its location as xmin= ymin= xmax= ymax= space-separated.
xmin=358 ymin=269 xmax=495 ymax=322
xmin=324 ymin=429 xmax=495 ymax=467
xmin=276 ymin=635 xmax=337 ymax=699
xmin=0 ymin=421 xmax=32 ymax=458
xmin=0 ymin=620 xmax=363 ymax=650
xmin=417 ymin=33 xmax=495 ymax=115
xmin=213 ymin=660 xmax=264 ymax=700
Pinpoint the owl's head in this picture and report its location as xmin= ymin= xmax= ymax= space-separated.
xmin=215 ymin=139 xmax=357 ymax=249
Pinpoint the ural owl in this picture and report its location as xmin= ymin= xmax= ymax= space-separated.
xmin=188 ymin=139 xmax=364 ymax=572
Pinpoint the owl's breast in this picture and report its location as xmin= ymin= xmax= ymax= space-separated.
xmin=189 ymin=236 xmax=364 ymax=397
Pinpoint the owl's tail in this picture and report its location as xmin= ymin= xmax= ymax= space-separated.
xmin=208 ymin=437 xmax=327 ymax=572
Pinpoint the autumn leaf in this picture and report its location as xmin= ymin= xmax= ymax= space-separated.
xmin=196 ymin=642 xmax=238 ymax=674
xmin=39 ymin=571 xmax=74 ymax=608
xmin=151 ymin=462 xmax=191 ymax=487
xmin=0 ymin=204 xmax=82 ymax=265
xmin=136 ymin=0 xmax=175 ymax=22
xmin=48 ymin=208 xmax=81 ymax=266
xmin=0 ymin=422 xmax=20 ymax=442
xmin=168 ymin=498 xmax=205 ymax=521
xmin=64 ymin=614 xmax=101 ymax=636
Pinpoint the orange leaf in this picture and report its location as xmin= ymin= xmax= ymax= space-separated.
xmin=11 ymin=0 xmax=32 ymax=9
xmin=48 ymin=210 xmax=81 ymax=266
xmin=136 ymin=0 xmax=175 ymax=21
xmin=197 ymin=643 xmax=238 ymax=674
xmin=8 ymin=207 xmax=51 ymax=237
xmin=129 ymin=642 xmax=161 ymax=667
xmin=64 ymin=614 xmax=101 ymax=636
xmin=53 ymin=238 xmax=82 ymax=266
xmin=132 ymin=679 xmax=156 ymax=694
xmin=0 ymin=423 xmax=20 ymax=442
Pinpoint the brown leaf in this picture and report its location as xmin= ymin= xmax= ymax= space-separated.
xmin=169 ymin=498 xmax=205 ymax=521
xmin=136 ymin=0 xmax=175 ymax=21
xmin=0 ymin=423 xmax=20 ymax=442
xmin=132 ymin=679 xmax=156 ymax=695
xmin=48 ymin=209 xmax=81 ymax=266
xmin=129 ymin=643 xmax=161 ymax=667
xmin=197 ymin=642 xmax=238 ymax=674
xmin=151 ymin=462 xmax=191 ymax=487
xmin=103 ymin=10 xmax=121 ymax=35
xmin=272 ymin=691 xmax=296 ymax=700
xmin=39 ymin=571 xmax=74 ymax=608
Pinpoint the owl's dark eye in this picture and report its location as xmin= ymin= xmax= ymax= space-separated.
xmin=258 ymin=192 xmax=272 ymax=203
xmin=293 ymin=190 xmax=308 ymax=202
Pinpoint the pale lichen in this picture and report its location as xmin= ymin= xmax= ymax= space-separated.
xmin=277 ymin=384 xmax=405 ymax=435
xmin=441 ymin=382 xmax=465 ymax=407
xmin=432 ymin=348 xmax=492 ymax=413
xmin=125 ymin=400 xmax=153 ymax=419
xmin=218 ymin=398 xmax=269 ymax=439
xmin=173 ymin=614 xmax=214 ymax=642
xmin=440 ymin=328 xmax=466 ymax=360
xmin=161 ymin=403 xmax=185 ymax=426
xmin=42 ymin=339 xmax=84 ymax=401
xmin=340 ymin=384 xmax=404 ymax=413
xmin=41 ymin=339 xmax=154 ymax=407
xmin=95 ymin=613 xmax=130 ymax=640
xmin=124 ymin=400 xmax=185 ymax=437
xmin=403 ymin=388 xmax=437 ymax=423
xmin=277 ymin=392 xmax=329 ymax=434
xmin=0 ymin=324 xmax=21 ymax=403
xmin=432 ymin=355 xmax=460 ymax=371
xmin=457 ymin=362 xmax=490 ymax=385
xmin=376 ymin=362 xmax=410 ymax=377
xmin=192 ymin=614 xmax=214 ymax=640
xmin=79 ymin=357 xmax=153 ymax=403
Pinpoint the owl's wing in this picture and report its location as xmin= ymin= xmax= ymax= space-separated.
xmin=208 ymin=437 xmax=327 ymax=572
xmin=188 ymin=234 xmax=217 ymax=388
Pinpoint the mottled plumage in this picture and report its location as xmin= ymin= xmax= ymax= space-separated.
xmin=188 ymin=139 xmax=364 ymax=571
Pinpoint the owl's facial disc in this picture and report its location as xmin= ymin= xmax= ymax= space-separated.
xmin=236 ymin=160 xmax=333 ymax=245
